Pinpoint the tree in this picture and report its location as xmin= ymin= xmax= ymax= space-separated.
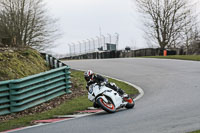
xmin=0 ymin=0 xmax=59 ymax=50
xmin=179 ymin=13 xmax=200 ymax=54
xmin=134 ymin=0 xmax=197 ymax=49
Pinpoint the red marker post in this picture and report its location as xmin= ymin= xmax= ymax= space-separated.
xmin=163 ymin=50 xmax=167 ymax=56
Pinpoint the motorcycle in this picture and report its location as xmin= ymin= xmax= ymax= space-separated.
xmin=88 ymin=83 xmax=135 ymax=113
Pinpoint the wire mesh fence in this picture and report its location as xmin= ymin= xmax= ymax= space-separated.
xmin=68 ymin=33 xmax=119 ymax=56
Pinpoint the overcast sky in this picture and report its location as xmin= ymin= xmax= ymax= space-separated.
xmin=45 ymin=0 xmax=199 ymax=55
xmin=45 ymin=0 xmax=147 ymax=55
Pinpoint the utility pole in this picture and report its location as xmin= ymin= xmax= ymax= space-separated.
xmin=96 ymin=36 xmax=100 ymax=50
xmin=107 ymin=33 xmax=112 ymax=43
xmin=99 ymin=26 xmax=102 ymax=37
xmin=91 ymin=38 xmax=95 ymax=51
xmin=83 ymin=40 xmax=86 ymax=54
xmin=87 ymin=39 xmax=91 ymax=52
xmin=78 ymin=41 xmax=81 ymax=54
xmin=68 ymin=44 xmax=71 ymax=57
xmin=72 ymin=43 xmax=75 ymax=56
xmin=101 ymin=35 xmax=106 ymax=51
xmin=115 ymin=32 xmax=119 ymax=50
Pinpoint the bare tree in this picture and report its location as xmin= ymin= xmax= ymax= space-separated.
xmin=134 ymin=0 xmax=195 ymax=49
xmin=0 ymin=0 xmax=59 ymax=50
xmin=180 ymin=20 xmax=199 ymax=53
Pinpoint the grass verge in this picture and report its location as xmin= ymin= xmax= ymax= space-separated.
xmin=190 ymin=131 xmax=200 ymax=133
xmin=142 ymin=55 xmax=200 ymax=61
xmin=0 ymin=70 xmax=139 ymax=132
xmin=0 ymin=48 xmax=50 ymax=81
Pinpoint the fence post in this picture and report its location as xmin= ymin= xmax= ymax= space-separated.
xmin=45 ymin=54 xmax=49 ymax=65
xmin=54 ymin=60 xmax=58 ymax=68
xmin=59 ymin=62 xmax=63 ymax=67
xmin=49 ymin=57 xmax=53 ymax=68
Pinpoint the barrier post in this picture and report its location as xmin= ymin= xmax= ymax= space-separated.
xmin=9 ymin=82 xmax=16 ymax=113
xmin=164 ymin=50 xmax=167 ymax=56
xmin=65 ymin=67 xmax=72 ymax=94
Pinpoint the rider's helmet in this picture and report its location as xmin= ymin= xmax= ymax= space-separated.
xmin=84 ymin=70 xmax=94 ymax=82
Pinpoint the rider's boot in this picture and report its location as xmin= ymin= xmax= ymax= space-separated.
xmin=107 ymin=83 xmax=128 ymax=98
xmin=93 ymin=102 xmax=100 ymax=108
xmin=118 ymin=88 xmax=128 ymax=98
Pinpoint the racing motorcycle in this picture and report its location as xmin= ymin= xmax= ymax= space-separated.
xmin=88 ymin=83 xmax=135 ymax=113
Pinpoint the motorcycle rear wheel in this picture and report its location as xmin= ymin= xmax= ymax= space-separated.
xmin=96 ymin=97 xmax=116 ymax=113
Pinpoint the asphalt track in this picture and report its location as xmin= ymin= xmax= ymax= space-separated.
xmin=13 ymin=58 xmax=200 ymax=133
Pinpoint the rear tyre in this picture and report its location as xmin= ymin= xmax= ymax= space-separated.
xmin=124 ymin=97 xmax=135 ymax=109
xmin=96 ymin=97 xmax=116 ymax=113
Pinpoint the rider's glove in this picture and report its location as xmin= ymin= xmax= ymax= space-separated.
xmin=100 ymin=81 xmax=107 ymax=86
xmin=110 ymin=82 xmax=116 ymax=87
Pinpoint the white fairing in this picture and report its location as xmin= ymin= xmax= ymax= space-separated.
xmin=88 ymin=83 xmax=126 ymax=109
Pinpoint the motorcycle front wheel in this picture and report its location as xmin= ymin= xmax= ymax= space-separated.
xmin=96 ymin=97 xmax=116 ymax=113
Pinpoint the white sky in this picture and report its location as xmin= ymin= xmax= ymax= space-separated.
xmin=45 ymin=0 xmax=199 ymax=55
xmin=45 ymin=0 xmax=146 ymax=55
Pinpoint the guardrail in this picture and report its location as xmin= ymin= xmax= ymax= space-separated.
xmin=0 ymin=63 xmax=71 ymax=116
xmin=41 ymin=53 xmax=66 ymax=69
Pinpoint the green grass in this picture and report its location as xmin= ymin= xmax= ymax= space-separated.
xmin=0 ymin=48 xmax=50 ymax=81
xmin=0 ymin=96 xmax=92 ymax=131
xmin=190 ymin=131 xmax=200 ymax=133
xmin=142 ymin=55 xmax=200 ymax=61
xmin=108 ymin=78 xmax=138 ymax=95
xmin=0 ymin=70 xmax=139 ymax=132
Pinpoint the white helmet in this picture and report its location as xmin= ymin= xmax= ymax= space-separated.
xmin=84 ymin=70 xmax=94 ymax=82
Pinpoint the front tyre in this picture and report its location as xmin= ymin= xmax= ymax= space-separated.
xmin=96 ymin=97 xmax=116 ymax=113
xmin=124 ymin=97 xmax=135 ymax=109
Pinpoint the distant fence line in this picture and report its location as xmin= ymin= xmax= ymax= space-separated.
xmin=68 ymin=33 xmax=119 ymax=56
xmin=61 ymin=48 xmax=183 ymax=60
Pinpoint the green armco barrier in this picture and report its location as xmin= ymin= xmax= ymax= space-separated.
xmin=0 ymin=66 xmax=71 ymax=116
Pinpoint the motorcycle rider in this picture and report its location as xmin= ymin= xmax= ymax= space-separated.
xmin=84 ymin=70 xmax=128 ymax=97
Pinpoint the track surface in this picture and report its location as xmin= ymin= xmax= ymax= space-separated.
xmin=14 ymin=58 xmax=200 ymax=133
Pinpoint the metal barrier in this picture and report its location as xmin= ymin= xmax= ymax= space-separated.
xmin=0 ymin=66 xmax=71 ymax=116
xmin=40 ymin=53 xmax=66 ymax=69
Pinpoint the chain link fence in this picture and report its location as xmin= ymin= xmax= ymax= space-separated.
xmin=67 ymin=33 xmax=119 ymax=56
